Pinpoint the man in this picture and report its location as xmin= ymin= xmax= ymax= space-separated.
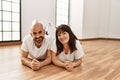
xmin=21 ymin=20 xmax=53 ymax=71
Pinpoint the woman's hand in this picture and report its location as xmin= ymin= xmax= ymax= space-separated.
xmin=64 ymin=61 xmax=74 ymax=72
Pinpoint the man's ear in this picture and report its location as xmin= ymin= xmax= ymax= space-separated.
xmin=43 ymin=29 xmax=46 ymax=34
xmin=30 ymin=33 xmax=33 ymax=37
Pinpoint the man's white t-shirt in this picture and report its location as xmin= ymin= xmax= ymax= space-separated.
xmin=51 ymin=40 xmax=84 ymax=62
xmin=21 ymin=34 xmax=53 ymax=59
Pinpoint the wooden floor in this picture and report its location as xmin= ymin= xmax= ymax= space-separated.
xmin=0 ymin=40 xmax=120 ymax=80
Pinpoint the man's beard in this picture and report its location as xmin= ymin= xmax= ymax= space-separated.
xmin=34 ymin=36 xmax=44 ymax=44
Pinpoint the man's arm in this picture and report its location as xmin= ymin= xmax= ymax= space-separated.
xmin=21 ymin=50 xmax=32 ymax=68
xmin=39 ymin=50 xmax=52 ymax=67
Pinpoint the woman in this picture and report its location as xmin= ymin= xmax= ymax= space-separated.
xmin=51 ymin=24 xmax=84 ymax=71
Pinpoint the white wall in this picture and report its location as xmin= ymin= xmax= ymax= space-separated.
xmin=21 ymin=0 xmax=56 ymax=40
xmin=21 ymin=0 xmax=120 ymax=40
xmin=109 ymin=0 xmax=120 ymax=38
xmin=83 ymin=0 xmax=120 ymax=39
xmin=99 ymin=0 xmax=110 ymax=38
xmin=82 ymin=0 xmax=100 ymax=39
xmin=70 ymin=0 xmax=84 ymax=39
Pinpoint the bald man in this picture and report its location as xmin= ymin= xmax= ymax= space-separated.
xmin=21 ymin=20 xmax=53 ymax=71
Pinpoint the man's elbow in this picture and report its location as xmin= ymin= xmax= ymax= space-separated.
xmin=20 ymin=57 xmax=25 ymax=65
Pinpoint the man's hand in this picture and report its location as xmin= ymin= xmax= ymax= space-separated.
xmin=31 ymin=59 xmax=41 ymax=71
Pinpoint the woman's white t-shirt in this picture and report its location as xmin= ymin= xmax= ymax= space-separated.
xmin=21 ymin=34 xmax=53 ymax=59
xmin=51 ymin=40 xmax=84 ymax=62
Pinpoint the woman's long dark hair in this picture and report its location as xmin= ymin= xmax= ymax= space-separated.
xmin=56 ymin=24 xmax=78 ymax=55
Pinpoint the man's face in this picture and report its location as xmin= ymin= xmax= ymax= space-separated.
xmin=31 ymin=23 xmax=45 ymax=45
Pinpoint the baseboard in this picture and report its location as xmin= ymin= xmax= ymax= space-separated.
xmin=79 ymin=38 xmax=100 ymax=41
xmin=79 ymin=38 xmax=120 ymax=41
xmin=0 ymin=41 xmax=22 ymax=47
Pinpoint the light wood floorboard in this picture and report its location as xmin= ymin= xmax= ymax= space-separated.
xmin=0 ymin=40 xmax=120 ymax=80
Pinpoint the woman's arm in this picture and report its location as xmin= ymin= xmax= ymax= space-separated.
xmin=51 ymin=51 xmax=66 ymax=68
xmin=72 ymin=58 xmax=82 ymax=68
xmin=39 ymin=50 xmax=52 ymax=67
xmin=73 ymin=40 xmax=84 ymax=67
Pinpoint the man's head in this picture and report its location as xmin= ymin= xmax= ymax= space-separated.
xmin=30 ymin=20 xmax=45 ymax=47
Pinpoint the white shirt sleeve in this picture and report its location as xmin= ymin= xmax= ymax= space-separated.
xmin=47 ymin=36 xmax=54 ymax=50
xmin=75 ymin=40 xmax=84 ymax=59
xmin=51 ymin=40 xmax=57 ymax=53
xmin=21 ymin=36 xmax=29 ymax=52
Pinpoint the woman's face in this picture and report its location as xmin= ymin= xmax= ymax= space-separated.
xmin=57 ymin=31 xmax=70 ymax=44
